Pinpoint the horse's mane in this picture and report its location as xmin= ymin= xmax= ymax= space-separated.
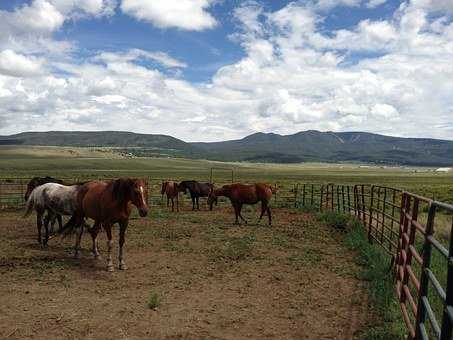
xmin=111 ymin=178 xmax=134 ymax=206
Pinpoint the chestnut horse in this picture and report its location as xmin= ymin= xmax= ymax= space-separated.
xmin=161 ymin=181 xmax=181 ymax=212
xmin=63 ymin=178 xmax=149 ymax=271
xmin=208 ymin=183 xmax=274 ymax=225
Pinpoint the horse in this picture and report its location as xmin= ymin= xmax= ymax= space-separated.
xmin=24 ymin=182 xmax=83 ymax=247
xmin=178 ymin=180 xmax=213 ymax=210
xmin=24 ymin=176 xmax=64 ymax=234
xmin=208 ymin=183 xmax=274 ymax=225
xmin=63 ymin=178 xmax=149 ymax=272
xmin=161 ymin=181 xmax=181 ymax=212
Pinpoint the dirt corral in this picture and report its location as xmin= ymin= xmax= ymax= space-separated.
xmin=1 ymin=206 xmax=372 ymax=339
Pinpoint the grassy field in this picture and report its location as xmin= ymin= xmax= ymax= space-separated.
xmin=1 ymin=145 xmax=453 ymax=202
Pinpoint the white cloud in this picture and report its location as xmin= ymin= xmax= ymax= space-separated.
xmin=313 ymin=0 xmax=362 ymax=11
xmin=0 ymin=50 xmax=44 ymax=77
xmin=1 ymin=0 xmax=453 ymax=142
xmin=49 ymin=0 xmax=117 ymax=17
xmin=411 ymin=0 xmax=453 ymax=13
xmin=95 ymin=49 xmax=187 ymax=68
xmin=120 ymin=0 xmax=217 ymax=31
xmin=366 ymin=0 xmax=387 ymax=8
xmin=0 ymin=0 xmax=64 ymax=38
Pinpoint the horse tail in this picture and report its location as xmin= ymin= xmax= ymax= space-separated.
xmin=58 ymin=214 xmax=81 ymax=238
xmin=23 ymin=195 xmax=35 ymax=218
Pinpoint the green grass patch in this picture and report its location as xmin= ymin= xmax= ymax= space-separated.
xmin=208 ymin=234 xmax=256 ymax=262
xmin=318 ymin=211 xmax=405 ymax=339
xmin=317 ymin=211 xmax=352 ymax=231
xmin=147 ymin=291 xmax=161 ymax=309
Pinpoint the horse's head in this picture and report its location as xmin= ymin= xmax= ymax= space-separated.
xmin=178 ymin=182 xmax=187 ymax=194
xmin=207 ymin=185 xmax=218 ymax=211
xmin=113 ymin=178 xmax=149 ymax=217
xmin=24 ymin=177 xmax=40 ymax=201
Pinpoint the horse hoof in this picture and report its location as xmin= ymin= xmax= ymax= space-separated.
xmin=107 ymin=265 xmax=115 ymax=272
xmin=93 ymin=254 xmax=102 ymax=260
xmin=119 ymin=263 xmax=127 ymax=270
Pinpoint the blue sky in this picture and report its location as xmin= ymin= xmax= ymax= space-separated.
xmin=50 ymin=0 xmax=401 ymax=82
xmin=0 ymin=0 xmax=452 ymax=141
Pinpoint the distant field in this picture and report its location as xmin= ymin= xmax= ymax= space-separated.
xmin=1 ymin=145 xmax=453 ymax=202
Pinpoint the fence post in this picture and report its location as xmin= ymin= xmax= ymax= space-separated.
xmin=311 ymin=184 xmax=314 ymax=207
xmin=341 ymin=186 xmax=345 ymax=213
xmin=325 ymin=184 xmax=329 ymax=210
xmin=347 ymin=186 xmax=351 ymax=214
xmin=381 ymin=187 xmax=387 ymax=245
xmin=415 ymin=202 xmax=435 ymax=340
xmin=440 ymin=218 xmax=453 ymax=340
xmin=361 ymin=185 xmax=366 ymax=224
xmin=368 ymin=186 xmax=375 ymax=242
xmin=336 ymin=185 xmax=340 ymax=213
xmin=320 ymin=185 xmax=324 ymax=211
xmin=302 ymin=184 xmax=306 ymax=207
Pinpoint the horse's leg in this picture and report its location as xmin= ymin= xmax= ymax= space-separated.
xmin=36 ymin=208 xmax=45 ymax=246
xmin=196 ymin=196 xmax=200 ymax=210
xmin=258 ymin=201 xmax=266 ymax=222
xmin=176 ymin=194 xmax=179 ymax=212
xmin=105 ymin=224 xmax=114 ymax=272
xmin=57 ymin=214 xmax=63 ymax=232
xmin=118 ymin=220 xmax=128 ymax=270
xmin=232 ymin=202 xmax=240 ymax=225
xmin=167 ymin=196 xmax=170 ymax=207
xmin=90 ymin=222 xmax=101 ymax=259
xmin=191 ymin=195 xmax=195 ymax=210
xmin=49 ymin=214 xmax=56 ymax=235
xmin=42 ymin=211 xmax=52 ymax=247
xmin=171 ymin=197 xmax=174 ymax=212
xmin=74 ymin=221 xmax=85 ymax=259
xmin=237 ymin=203 xmax=247 ymax=224
xmin=267 ymin=205 xmax=272 ymax=226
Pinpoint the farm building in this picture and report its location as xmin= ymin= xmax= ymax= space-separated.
xmin=435 ymin=167 xmax=452 ymax=172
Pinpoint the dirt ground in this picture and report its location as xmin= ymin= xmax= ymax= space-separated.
xmin=0 ymin=204 xmax=371 ymax=340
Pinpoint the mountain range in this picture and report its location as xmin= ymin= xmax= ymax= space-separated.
xmin=1 ymin=130 xmax=453 ymax=166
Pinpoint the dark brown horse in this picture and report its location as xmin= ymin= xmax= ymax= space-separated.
xmin=24 ymin=176 xmax=64 ymax=234
xmin=208 ymin=183 xmax=274 ymax=225
xmin=161 ymin=181 xmax=181 ymax=212
xmin=178 ymin=180 xmax=213 ymax=210
xmin=63 ymin=178 xmax=149 ymax=271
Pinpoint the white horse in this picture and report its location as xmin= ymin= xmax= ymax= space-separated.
xmin=24 ymin=183 xmax=83 ymax=247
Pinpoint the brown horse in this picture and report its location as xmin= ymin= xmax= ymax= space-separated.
xmin=178 ymin=180 xmax=213 ymax=210
xmin=208 ymin=183 xmax=274 ymax=225
xmin=63 ymin=178 xmax=149 ymax=271
xmin=161 ymin=181 xmax=181 ymax=212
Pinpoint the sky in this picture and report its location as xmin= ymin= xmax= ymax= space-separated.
xmin=0 ymin=0 xmax=452 ymax=142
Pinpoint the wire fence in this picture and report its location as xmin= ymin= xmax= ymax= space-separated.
xmin=295 ymin=183 xmax=452 ymax=340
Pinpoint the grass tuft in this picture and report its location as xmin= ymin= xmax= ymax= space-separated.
xmin=147 ymin=291 xmax=161 ymax=310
